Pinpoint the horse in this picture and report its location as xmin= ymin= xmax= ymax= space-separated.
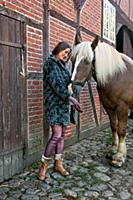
xmin=70 ymin=31 xmax=133 ymax=167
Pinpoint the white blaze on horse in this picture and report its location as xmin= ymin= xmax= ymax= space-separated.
xmin=71 ymin=31 xmax=133 ymax=167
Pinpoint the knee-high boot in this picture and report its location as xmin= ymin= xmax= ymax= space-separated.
xmin=38 ymin=155 xmax=51 ymax=180
xmin=54 ymin=154 xmax=69 ymax=176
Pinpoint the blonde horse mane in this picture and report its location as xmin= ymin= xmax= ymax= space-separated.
xmin=95 ymin=42 xmax=127 ymax=84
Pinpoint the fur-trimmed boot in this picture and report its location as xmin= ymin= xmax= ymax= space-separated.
xmin=54 ymin=154 xmax=69 ymax=176
xmin=38 ymin=155 xmax=51 ymax=180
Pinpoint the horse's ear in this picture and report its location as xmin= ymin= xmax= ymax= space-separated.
xmin=74 ymin=29 xmax=82 ymax=45
xmin=91 ymin=35 xmax=99 ymax=50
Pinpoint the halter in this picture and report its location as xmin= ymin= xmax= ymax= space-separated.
xmin=72 ymin=80 xmax=85 ymax=87
xmin=91 ymin=51 xmax=97 ymax=82
xmin=72 ymin=51 xmax=97 ymax=87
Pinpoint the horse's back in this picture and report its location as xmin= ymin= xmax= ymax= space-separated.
xmin=98 ymin=54 xmax=133 ymax=109
xmin=120 ymin=53 xmax=133 ymax=66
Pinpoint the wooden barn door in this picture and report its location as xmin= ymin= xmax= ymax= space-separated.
xmin=0 ymin=14 xmax=24 ymax=182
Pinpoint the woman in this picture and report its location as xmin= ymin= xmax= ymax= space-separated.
xmin=38 ymin=41 xmax=82 ymax=181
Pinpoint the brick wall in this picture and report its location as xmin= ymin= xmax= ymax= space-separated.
xmin=80 ymin=85 xmax=96 ymax=130
xmin=27 ymin=26 xmax=43 ymax=72
xmin=119 ymin=0 xmax=129 ymax=17
xmin=79 ymin=0 xmax=102 ymax=135
xmin=27 ymin=80 xmax=43 ymax=153
xmin=4 ymin=0 xmax=43 ymax=22
xmin=50 ymin=0 xmax=76 ymax=21
xmin=26 ymin=25 xmax=43 ymax=153
xmin=1 ymin=0 xmax=133 ymax=160
xmin=80 ymin=0 xmax=101 ymax=35
xmin=49 ymin=17 xmax=75 ymax=50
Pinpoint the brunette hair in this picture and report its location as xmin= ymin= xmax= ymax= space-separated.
xmin=52 ymin=41 xmax=71 ymax=55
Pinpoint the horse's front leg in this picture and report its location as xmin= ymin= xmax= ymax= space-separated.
xmin=107 ymin=129 xmax=119 ymax=159
xmin=111 ymin=107 xmax=128 ymax=167
xmin=105 ymin=109 xmax=118 ymax=158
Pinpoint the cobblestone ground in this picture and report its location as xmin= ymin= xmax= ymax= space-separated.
xmin=0 ymin=121 xmax=133 ymax=200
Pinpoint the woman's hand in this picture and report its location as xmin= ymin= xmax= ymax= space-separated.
xmin=69 ymin=96 xmax=83 ymax=113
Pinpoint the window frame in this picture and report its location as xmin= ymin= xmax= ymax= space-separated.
xmin=103 ymin=0 xmax=116 ymax=44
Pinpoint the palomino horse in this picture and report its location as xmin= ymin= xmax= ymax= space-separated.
xmin=71 ymin=31 xmax=133 ymax=167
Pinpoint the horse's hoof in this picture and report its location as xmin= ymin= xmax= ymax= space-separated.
xmin=111 ymin=160 xmax=123 ymax=167
xmin=111 ymin=153 xmax=126 ymax=167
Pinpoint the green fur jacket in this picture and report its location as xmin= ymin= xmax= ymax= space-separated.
xmin=43 ymin=54 xmax=71 ymax=126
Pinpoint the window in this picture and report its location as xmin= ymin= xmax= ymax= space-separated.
xmin=103 ymin=0 xmax=116 ymax=43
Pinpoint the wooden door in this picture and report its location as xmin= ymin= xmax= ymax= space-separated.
xmin=0 ymin=14 xmax=24 ymax=181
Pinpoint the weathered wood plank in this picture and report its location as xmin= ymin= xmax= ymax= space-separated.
xmin=0 ymin=40 xmax=22 ymax=48
xmin=0 ymin=45 xmax=3 ymax=152
xmin=1 ymin=15 xmax=22 ymax=152
xmin=0 ymin=14 xmax=21 ymax=44
xmin=18 ymin=150 xmax=24 ymax=173
xmin=11 ymin=153 xmax=18 ymax=176
xmin=11 ymin=150 xmax=23 ymax=176
xmin=1 ymin=149 xmax=23 ymax=181
xmin=4 ymin=155 xmax=12 ymax=180
xmin=16 ymin=49 xmax=22 ymax=146
xmin=0 ymin=158 xmax=4 ymax=182
xmin=2 ymin=45 xmax=11 ymax=151
xmin=10 ymin=47 xmax=17 ymax=149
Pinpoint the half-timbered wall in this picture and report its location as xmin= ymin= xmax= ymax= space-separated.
xmin=0 ymin=0 xmax=133 ymax=181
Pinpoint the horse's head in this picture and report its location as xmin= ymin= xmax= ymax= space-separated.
xmin=71 ymin=31 xmax=99 ymax=89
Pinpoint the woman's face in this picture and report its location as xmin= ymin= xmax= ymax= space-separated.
xmin=56 ymin=48 xmax=71 ymax=63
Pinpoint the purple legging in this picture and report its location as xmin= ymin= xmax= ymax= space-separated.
xmin=44 ymin=125 xmax=66 ymax=158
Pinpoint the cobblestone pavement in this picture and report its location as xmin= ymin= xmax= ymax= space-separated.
xmin=0 ymin=121 xmax=133 ymax=200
